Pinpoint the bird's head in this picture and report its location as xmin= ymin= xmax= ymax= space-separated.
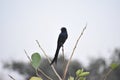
xmin=61 ymin=27 xmax=67 ymax=32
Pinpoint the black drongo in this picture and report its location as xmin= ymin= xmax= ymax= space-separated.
xmin=50 ymin=27 xmax=68 ymax=65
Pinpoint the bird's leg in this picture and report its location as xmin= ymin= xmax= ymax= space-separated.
xmin=62 ymin=45 xmax=66 ymax=78
xmin=62 ymin=45 xmax=64 ymax=59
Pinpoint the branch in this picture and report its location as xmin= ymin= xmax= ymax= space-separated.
xmin=63 ymin=24 xmax=87 ymax=80
xmin=24 ymin=50 xmax=32 ymax=62
xmin=103 ymin=68 xmax=113 ymax=80
xmin=8 ymin=74 xmax=16 ymax=80
xmin=36 ymin=40 xmax=62 ymax=80
xmin=37 ymin=68 xmax=53 ymax=80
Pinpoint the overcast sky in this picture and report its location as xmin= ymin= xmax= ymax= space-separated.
xmin=0 ymin=0 xmax=120 ymax=67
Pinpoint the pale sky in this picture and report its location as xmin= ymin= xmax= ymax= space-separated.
xmin=0 ymin=0 xmax=120 ymax=66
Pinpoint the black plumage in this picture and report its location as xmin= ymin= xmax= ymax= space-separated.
xmin=50 ymin=27 xmax=68 ymax=65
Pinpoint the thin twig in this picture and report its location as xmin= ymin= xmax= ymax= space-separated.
xmin=103 ymin=68 xmax=113 ymax=80
xmin=62 ymin=46 xmax=65 ymax=79
xmin=36 ymin=40 xmax=62 ymax=80
xmin=24 ymin=50 xmax=32 ymax=62
xmin=37 ymin=68 xmax=53 ymax=80
xmin=8 ymin=74 xmax=16 ymax=80
xmin=63 ymin=25 xmax=87 ymax=80
xmin=62 ymin=46 xmax=65 ymax=64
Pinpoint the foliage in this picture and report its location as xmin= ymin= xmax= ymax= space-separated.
xmin=29 ymin=76 xmax=42 ymax=80
xmin=68 ymin=69 xmax=90 ymax=80
xmin=110 ymin=63 xmax=119 ymax=70
xmin=31 ymin=53 xmax=41 ymax=70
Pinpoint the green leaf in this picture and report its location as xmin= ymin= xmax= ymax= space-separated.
xmin=80 ymin=77 xmax=86 ymax=80
xmin=76 ymin=69 xmax=83 ymax=76
xmin=110 ymin=63 xmax=119 ymax=70
xmin=29 ymin=76 xmax=42 ymax=80
xmin=79 ymin=72 xmax=90 ymax=77
xmin=31 ymin=52 xmax=41 ymax=70
xmin=68 ymin=76 xmax=74 ymax=80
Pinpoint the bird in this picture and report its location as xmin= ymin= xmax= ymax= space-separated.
xmin=50 ymin=27 xmax=68 ymax=65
